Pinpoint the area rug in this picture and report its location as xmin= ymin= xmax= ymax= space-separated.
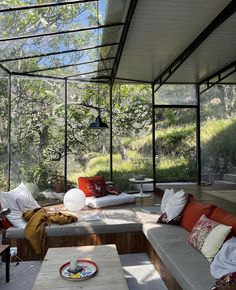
xmin=120 ymin=253 xmax=168 ymax=290
xmin=0 ymin=253 xmax=167 ymax=290
xmin=204 ymin=190 xmax=236 ymax=204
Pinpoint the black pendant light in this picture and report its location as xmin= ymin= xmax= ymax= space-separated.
xmin=89 ymin=113 xmax=109 ymax=129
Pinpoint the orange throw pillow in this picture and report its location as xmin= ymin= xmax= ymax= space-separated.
xmin=209 ymin=208 xmax=236 ymax=236
xmin=180 ymin=198 xmax=217 ymax=232
xmin=78 ymin=176 xmax=106 ymax=197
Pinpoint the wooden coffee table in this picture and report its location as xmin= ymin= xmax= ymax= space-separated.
xmin=32 ymin=244 xmax=129 ymax=290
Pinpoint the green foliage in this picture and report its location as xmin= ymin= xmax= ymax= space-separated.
xmin=20 ymin=162 xmax=58 ymax=191
xmin=156 ymin=157 xmax=196 ymax=182
xmin=201 ymin=118 xmax=236 ymax=164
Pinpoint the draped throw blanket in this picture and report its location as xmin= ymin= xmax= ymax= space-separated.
xmin=23 ymin=208 xmax=78 ymax=256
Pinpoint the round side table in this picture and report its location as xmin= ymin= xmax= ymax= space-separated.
xmin=129 ymin=178 xmax=153 ymax=198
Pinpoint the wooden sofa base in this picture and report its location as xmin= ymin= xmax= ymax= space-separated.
xmin=4 ymin=231 xmax=146 ymax=261
xmin=4 ymin=232 xmax=183 ymax=290
xmin=146 ymin=240 xmax=183 ymax=290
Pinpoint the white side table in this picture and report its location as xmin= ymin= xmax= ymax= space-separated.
xmin=129 ymin=178 xmax=153 ymax=198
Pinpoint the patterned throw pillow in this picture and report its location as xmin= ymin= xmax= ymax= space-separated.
xmin=157 ymin=212 xmax=182 ymax=225
xmin=87 ymin=180 xmax=107 ymax=198
xmin=212 ymin=272 xmax=236 ymax=290
xmin=105 ymin=184 xmax=121 ymax=195
xmin=187 ymin=215 xmax=232 ymax=261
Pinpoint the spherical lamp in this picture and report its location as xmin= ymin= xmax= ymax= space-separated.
xmin=63 ymin=188 xmax=86 ymax=211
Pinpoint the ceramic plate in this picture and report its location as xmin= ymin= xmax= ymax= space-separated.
xmin=59 ymin=259 xmax=98 ymax=281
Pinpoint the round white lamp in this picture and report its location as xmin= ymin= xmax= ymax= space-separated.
xmin=63 ymin=188 xmax=86 ymax=211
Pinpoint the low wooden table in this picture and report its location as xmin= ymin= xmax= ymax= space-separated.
xmin=0 ymin=244 xmax=10 ymax=282
xmin=32 ymin=244 xmax=129 ymax=290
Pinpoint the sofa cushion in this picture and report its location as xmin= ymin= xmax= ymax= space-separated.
xmin=180 ymin=198 xmax=217 ymax=232
xmin=5 ymin=209 xmax=142 ymax=239
xmin=143 ymin=222 xmax=215 ymax=290
xmin=209 ymin=207 xmax=236 ymax=236
xmin=187 ymin=214 xmax=232 ymax=262
xmin=78 ymin=176 xmax=106 ymax=197
xmin=85 ymin=192 xmax=135 ymax=208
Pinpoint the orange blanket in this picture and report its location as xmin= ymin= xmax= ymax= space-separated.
xmin=23 ymin=208 xmax=78 ymax=256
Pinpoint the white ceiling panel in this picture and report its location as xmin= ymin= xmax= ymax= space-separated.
xmin=116 ymin=0 xmax=233 ymax=83
xmin=168 ymin=13 xmax=236 ymax=83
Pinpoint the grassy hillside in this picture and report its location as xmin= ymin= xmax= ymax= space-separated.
xmin=69 ymin=118 xmax=236 ymax=189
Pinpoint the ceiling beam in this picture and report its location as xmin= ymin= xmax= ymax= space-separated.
xmin=0 ymin=1 xmax=97 ymax=13
xmin=114 ymin=77 xmax=151 ymax=84
xmin=110 ymin=0 xmax=138 ymax=86
xmin=11 ymin=71 xmax=65 ymax=81
xmin=153 ymin=0 xmax=236 ymax=92
xmin=67 ymin=68 xmax=111 ymax=78
xmin=0 ymin=63 xmax=11 ymax=74
xmin=199 ymin=60 xmax=236 ymax=94
xmin=21 ymin=57 xmax=115 ymax=74
xmin=0 ymin=23 xmax=124 ymax=42
xmin=0 ymin=42 xmax=119 ymax=63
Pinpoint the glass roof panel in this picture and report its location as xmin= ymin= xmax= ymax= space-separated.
xmin=0 ymin=0 xmax=129 ymax=38
xmin=2 ymin=44 xmax=118 ymax=72
xmin=29 ymin=58 xmax=114 ymax=77
xmin=0 ymin=0 xmax=131 ymax=79
xmin=68 ymin=68 xmax=111 ymax=79
xmin=0 ymin=2 xmax=98 ymax=39
xmin=0 ymin=26 xmax=122 ymax=69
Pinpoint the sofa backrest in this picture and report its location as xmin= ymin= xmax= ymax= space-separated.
xmin=209 ymin=207 xmax=236 ymax=237
xmin=180 ymin=198 xmax=217 ymax=232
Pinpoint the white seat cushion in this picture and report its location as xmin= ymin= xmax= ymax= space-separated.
xmin=85 ymin=192 xmax=135 ymax=208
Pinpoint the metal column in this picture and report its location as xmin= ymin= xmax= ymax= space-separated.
xmin=109 ymin=82 xmax=113 ymax=181
xmin=7 ymin=74 xmax=11 ymax=191
xmin=196 ymin=84 xmax=201 ymax=184
xmin=64 ymin=78 xmax=68 ymax=193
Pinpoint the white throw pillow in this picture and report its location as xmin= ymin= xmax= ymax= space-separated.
xmin=165 ymin=189 xmax=188 ymax=221
xmin=160 ymin=188 xmax=174 ymax=213
xmin=1 ymin=183 xmax=40 ymax=229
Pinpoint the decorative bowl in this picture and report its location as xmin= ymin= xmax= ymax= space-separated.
xmin=133 ymin=174 xmax=146 ymax=180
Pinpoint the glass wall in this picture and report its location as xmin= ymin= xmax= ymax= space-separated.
xmin=0 ymin=69 xmax=9 ymax=191
xmin=112 ymin=84 xmax=153 ymax=191
xmin=66 ymin=82 xmax=110 ymax=184
xmin=201 ymin=84 xmax=236 ymax=184
xmin=10 ymin=77 xmax=65 ymax=205
xmin=154 ymin=84 xmax=197 ymax=183
xmin=155 ymin=108 xmax=197 ymax=182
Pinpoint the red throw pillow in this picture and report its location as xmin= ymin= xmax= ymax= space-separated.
xmin=78 ymin=176 xmax=106 ymax=197
xmin=105 ymin=184 xmax=121 ymax=195
xmin=87 ymin=180 xmax=107 ymax=198
xmin=180 ymin=198 xmax=217 ymax=232
xmin=209 ymin=208 xmax=236 ymax=236
xmin=2 ymin=217 xmax=13 ymax=229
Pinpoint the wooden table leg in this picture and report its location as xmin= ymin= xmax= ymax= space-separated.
xmin=5 ymin=246 xmax=10 ymax=282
